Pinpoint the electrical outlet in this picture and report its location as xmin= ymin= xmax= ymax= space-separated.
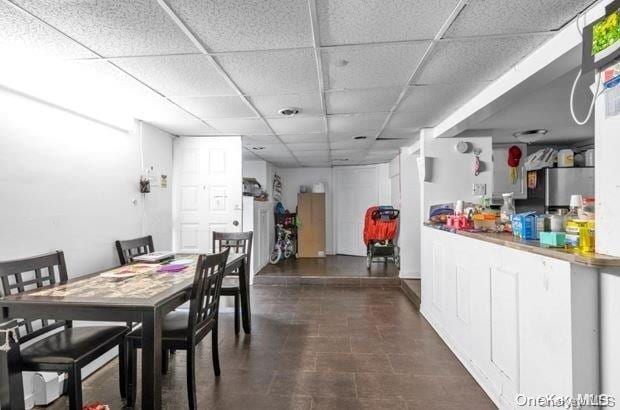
xmin=472 ymin=183 xmax=486 ymax=196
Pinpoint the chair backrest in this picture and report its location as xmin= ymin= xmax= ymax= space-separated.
xmin=0 ymin=251 xmax=69 ymax=343
xmin=115 ymin=235 xmax=154 ymax=265
xmin=212 ymin=231 xmax=253 ymax=272
xmin=187 ymin=249 xmax=229 ymax=340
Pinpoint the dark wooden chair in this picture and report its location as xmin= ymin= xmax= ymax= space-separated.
xmin=125 ymin=249 xmax=229 ymax=409
xmin=115 ymin=235 xmax=155 ymax=265
xmin=0 ymin=251 xmax=129 ymax=410
xmin=213 ymin=231 xmax=253 ymax=335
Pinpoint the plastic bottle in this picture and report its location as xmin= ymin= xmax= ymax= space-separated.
xmin=500 ymin=193 xmax=515 ymax=232
xmin=563 ymin=195 xmax=583 ymax=231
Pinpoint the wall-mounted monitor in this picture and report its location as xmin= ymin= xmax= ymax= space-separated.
xmin=583 ymin=0 xmax=620 ymax=73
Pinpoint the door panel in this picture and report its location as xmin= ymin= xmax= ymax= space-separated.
xmin=335 ymin=166 xmax=380 ymax=256
xmin=173 ymin=137 xmax=242 ymax=253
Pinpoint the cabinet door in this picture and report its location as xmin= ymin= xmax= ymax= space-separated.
xmin=493 ymin=144 xmax=527 ymax=199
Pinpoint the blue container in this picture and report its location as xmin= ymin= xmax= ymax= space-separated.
xmin=512 ymin=212 xmax=537 ymax=240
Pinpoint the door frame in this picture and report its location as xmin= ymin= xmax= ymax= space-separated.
xmin=334 ymin=164 xmax=382 ymax=256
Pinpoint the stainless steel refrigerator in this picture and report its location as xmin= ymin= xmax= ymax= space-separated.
xmin=525 ymin=167 xmax=595 ymax=213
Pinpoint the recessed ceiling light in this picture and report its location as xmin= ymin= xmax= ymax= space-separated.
xmin=251 ymin=146 xmax=265 ymax=150
xmin=278 ymin=107 xmax=300 ymax=116
xmin=513 ymin=129 xmax=548 ymax=144
xmin=353 ymin=135 xmax=367 ymax=140
xmin=333 ymin=158 xmax=349 ymax=161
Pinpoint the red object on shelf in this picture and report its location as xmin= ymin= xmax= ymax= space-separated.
xmin=363 ymin=206 xmax=399 ymax=246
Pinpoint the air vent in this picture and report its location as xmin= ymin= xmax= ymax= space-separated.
xmin=353 ymin=135 xmax=367 ymax=140
xmin=278 ymin=107 xmax=300 ymax=116
xmin=376 ymin=137 xmax=407 ymax=141
xmin=251 ymin=146 xmax=265 ymax=150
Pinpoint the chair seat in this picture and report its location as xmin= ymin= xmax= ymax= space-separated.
xmin=127 ymin=310 xmax=195 ymax=342
xmin=21 ymin=326 xmax=128 ymax=365
xmin=221 ymin=276 xmax=239 ymax=292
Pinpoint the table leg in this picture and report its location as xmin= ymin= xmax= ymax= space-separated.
xmin=0 ymin=321 xmax=24 ymax=410
xmin=141 ymin=309 xmax=162 ymax=409
xmin=238 ymin=259 xmax=251 ymax=334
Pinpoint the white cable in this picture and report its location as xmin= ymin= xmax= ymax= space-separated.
xmin=570 ymin=68 xmax=601 ymax=125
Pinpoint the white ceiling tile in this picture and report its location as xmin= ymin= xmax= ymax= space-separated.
xmin=112 ymin=55 xmax=236 ymax=97
xmin=322 ymin=42 xmax=429 ymax=90
xmin=329 ymin=132 xmax=372 ymax=142
xmin=249 ymin=93 xmax=323 ymax=118
xmin=417 ymin=35 xmax=552 ymax=84
xmin=12 ymin=0 xmax=197 ymax=57
xmin=216 ymin=49 xmax=319 ymax=95
xmin=266 ymin=116 xmax=325 ymax=134
xmin=279 ymin=133 xmax=328 ymax=143
xmin=446 ymin=0 xmax=593 ymax=38
xmin=397 ymin=83 xmax=487 ymax=115
xmin=286 ymin=142 xmax=330 ymax=151
xmin=379 ymin=129 xmax=419 ymax=139
xmin=293 ymin=150 xmax=329 ymax=158
xmin=242 ymin=135 xmax=281 ymax=145
xmin=330 ymin=139 xmax=372 ymax=150
xmin=206 ymin=118 xmax=271 ymax=134
xmin=318 ymin=0 xmax=460 ymax=46
xmin=300 ymin=160 xmax=331 ymax=167
xmin=373 ymin=139 xmax=409 ymax=149
xmin=166 ymin=0 xmax=312 ymax=52
xmin=385 ymin=112 xmax=433 ymax=131
xmin=242 ymin=148 xmax=261 ymax=159
xmin=326 ymin=88 xmax=401 ymax=114
xmin=328 ymin=113 xmax=387 ymax=134
xmin=171 ymin=96 xmax=256 ymax=119
xmin=251 ymin=144 xmax=289 ymax=154
xmin=0 ymin=2 xmax=94 ymax=59
xmin=150 ymin=120 xmax=220 ymax=136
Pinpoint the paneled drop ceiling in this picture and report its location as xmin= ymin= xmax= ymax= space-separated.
xmin=0 ymin=0 xmax=597 ymax=167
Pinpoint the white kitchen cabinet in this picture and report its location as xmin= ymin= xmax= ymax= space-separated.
xmin=421 ymin=226 xmax=599 ymax=409
xmin=492 ymin=143 xmax=527 ymax=199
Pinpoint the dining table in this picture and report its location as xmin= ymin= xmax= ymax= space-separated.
xmin=0 ymin=252 xmax=250 ymax=410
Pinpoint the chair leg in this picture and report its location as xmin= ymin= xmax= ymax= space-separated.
xmin=118 ymin=339 xmax=127 ymax=401
xmin=212 ymin=323 xmax=221 ymax=377
xmin=186 ymin=347 xmax=197 ymax=410
xmin=162 ymin=348 xmax=169 ymax=375
xmin=126 ymin=341 xmax=137 ymax=408
xmin=234 ymin=293 xmax=240 ymax=336
xmin=67 ymin=365 xmax=82 ymax=410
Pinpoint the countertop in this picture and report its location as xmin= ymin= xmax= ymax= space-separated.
xmin=424 ymin=223 xmax=620 ymax=268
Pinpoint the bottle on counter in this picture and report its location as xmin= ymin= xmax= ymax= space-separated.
xmin=563 ymin=195 xmax=583 ymax=231
xmin=500 ymin=192 xmax=515 ymax=232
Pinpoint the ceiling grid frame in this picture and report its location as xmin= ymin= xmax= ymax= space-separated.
xmin=362 ymin=0 xmax=469 ymax=161
xmin=306 ymin=0 xmax=332 ymax=166
xmin=2 ymin=0 xmax=220 ymax=134
xmin=155 ymin=0 xmax=302 ymax=166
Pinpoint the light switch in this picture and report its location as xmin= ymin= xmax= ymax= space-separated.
xmin=472 ymin=183 xmax=487 ymax=196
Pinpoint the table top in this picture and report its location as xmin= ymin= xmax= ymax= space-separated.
xmin=0 ymin=253 xmax=245 ymax=309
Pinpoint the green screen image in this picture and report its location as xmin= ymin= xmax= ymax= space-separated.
xmin=592 ymin=9 xmax=620 ymax=56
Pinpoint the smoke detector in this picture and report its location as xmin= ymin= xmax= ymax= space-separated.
xmin=513 ymin=129 xmax=548 ymax=144
xmin=278 ymin=107 xmax=300 ymax=116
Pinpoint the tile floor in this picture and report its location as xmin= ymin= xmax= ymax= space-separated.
xmin=38 ymin=285 xmax=495 ymax=409
xmin=257 ymin=255 xmax=399 ymax=277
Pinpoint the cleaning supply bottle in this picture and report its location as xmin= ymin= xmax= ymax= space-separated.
xmin=563 ymin=195 xmax=583 ymax=231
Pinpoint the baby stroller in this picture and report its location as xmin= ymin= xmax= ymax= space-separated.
xmin=363 ymin=206 xmax=400 ymax=270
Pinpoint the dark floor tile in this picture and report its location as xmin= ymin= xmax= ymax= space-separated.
xmin=283 ymin=336 xmax=351 ymax=353
xmin=388 ymin=353 xmax=470 ymax=377
xmin=215 ymin=394 xmax=312 ymax=410
xmin=318 ymin=323 xmax=380 ymax=338
xmin=316 ymin=352 xmax=392 ymax=373
xmin=355 ymin=373 xmax=446 ymax=401
xmin=269 ymin=371 xmax=357 ymax=398
xmin=312 ymin=396 xmax=408 ymax=410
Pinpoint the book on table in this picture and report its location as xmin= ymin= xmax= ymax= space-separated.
xmin=133 ymin=251 xmax=175 ymax=263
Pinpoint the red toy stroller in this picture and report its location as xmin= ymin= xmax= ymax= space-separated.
xmin=363 ymin=206 xmax=400 ymax=270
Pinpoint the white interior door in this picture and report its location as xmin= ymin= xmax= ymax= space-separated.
xmin=173 ymin=136 xmax=242 ymax=253
xmin=335 ymin=166 xmax=380 ymax=256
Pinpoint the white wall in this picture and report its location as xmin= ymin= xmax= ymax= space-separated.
xmin=139 ymin=121 xmax=173 ymax=250
xmin=422 ymin=135 xmax=494 ymax=217
xmin=389 ymin=155 xmax=401 ymax=209
xmin=0 ymin=88 xmax=173 ymax=277
xmin=399 ymin=148 xmax=421 ymax=278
